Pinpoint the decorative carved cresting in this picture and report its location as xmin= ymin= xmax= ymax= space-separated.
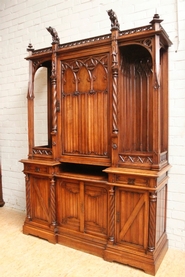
xmin=61 ymin=55 xmax=109 ymax=157
xmin=25 ymin=174 xmax=31 ymax=220
xmin=46 ymin=26 xmax=60 ymax=44
xmin=119 ymin=25 xmax=153 ymax=36
xmin=148 ymin=192 xmax=157 ymax=252
xmin=58 ymin=34 xmax=111 ymax=50
xmin=32 ymin=47 xmax=52 ymax=55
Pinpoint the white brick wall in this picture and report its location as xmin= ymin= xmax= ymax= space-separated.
xmin=0 ymin=0 xmax=185 ymax=251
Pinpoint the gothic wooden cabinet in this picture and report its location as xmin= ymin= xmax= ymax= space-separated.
xmin=21 ymin=10 xmax=171 ymax=275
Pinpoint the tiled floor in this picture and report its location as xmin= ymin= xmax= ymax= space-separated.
xmin=0 ymin=207 xmax=185 ymax=277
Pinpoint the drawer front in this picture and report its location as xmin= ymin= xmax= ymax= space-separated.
xmin=116 ymin=175 xmax=149 ymax=187
xmin=24 ymin=164 xmax=48 ymax=174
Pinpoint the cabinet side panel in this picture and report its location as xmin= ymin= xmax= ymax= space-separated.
xmin=156 ymin=184 xmax=167 ymax=243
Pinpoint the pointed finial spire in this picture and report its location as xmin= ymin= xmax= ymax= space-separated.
xmin=150 ymin=13 xmax=163 ymax=30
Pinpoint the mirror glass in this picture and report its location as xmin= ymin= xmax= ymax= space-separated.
xmin=34 ymin=67 xmax=48 ymax=146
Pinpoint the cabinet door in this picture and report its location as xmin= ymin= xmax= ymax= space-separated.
xmin=30 ymin=175 xmax=51 ymax=224
xmin=60 ymin=53 xmax=110 ymax=166
xmin=84 ymin=183 xmax=108 ymax=237
xmin=115 ymin=188 xmax=149 ymax=249
xmin=56 ymin=179 xmax=108 ymax=237
xmin=56 ymin=179 xmax=81 ymax=231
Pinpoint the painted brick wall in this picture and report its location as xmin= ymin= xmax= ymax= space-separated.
xmin=0 ymin=0 xmax=185 ymax=251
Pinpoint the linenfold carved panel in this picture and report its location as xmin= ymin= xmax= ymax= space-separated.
xmin=120 ymin=45 xmax=153 ymax=154
xmin=57 ymin=181 xmax=80 ymax=231
xmin=84 ymin=184 xmax=108 ymax=235
xmin=61 ymin=54 xmax=109 ymax=157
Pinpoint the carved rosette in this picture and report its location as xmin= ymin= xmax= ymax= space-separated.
xmin=148 ymin=192 xmax=157 ymax=251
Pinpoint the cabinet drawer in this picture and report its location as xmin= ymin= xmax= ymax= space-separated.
xmin=116 ymin=175 xmax=149 ymax=187
xmin=24 ymin=164 xmax=48 ymax=174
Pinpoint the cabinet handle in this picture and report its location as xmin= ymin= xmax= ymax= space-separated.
xmin=35 ymin=167 xmax=40 ymax=172
xmin=116 ymin=212 xmax=120 ymax=222
xmin=128 ymin=178 xmax=135 ymax=185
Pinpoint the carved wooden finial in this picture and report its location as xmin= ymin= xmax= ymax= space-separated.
xmin=46 ymin=26 xmax=60 ymax=44
xmin=27 ymin=42 xmax=34 ymax=52
xmin=150 ymin=13 xmax=163 ymax=25
xmin=107 ymin=9 xmax=120 ymax=31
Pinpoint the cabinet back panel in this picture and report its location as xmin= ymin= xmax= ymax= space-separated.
xmin=119 ymin=45 xmax=153 ymax=153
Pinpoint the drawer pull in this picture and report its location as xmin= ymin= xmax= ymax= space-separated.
xmin=35 ymin=167 xmax=40 ymax=172
xmin=128 ymin=178 xmax=135 ymax=185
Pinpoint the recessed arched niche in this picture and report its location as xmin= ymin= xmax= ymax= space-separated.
xmin=34 ymin=66 xmax=48 ymax=147
xmin=119 ymin=44 xmax=153 ymax=154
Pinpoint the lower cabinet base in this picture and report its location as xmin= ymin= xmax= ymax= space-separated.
xmin=23 ymin=221 xmax=57 ymax=244
xmin=22 ymin=222 xmax=168 ymax=275
xmin=57 ymin=233 xmax=106 ymax=258
xmin=104 ymin=235 xmax=168 ymax=275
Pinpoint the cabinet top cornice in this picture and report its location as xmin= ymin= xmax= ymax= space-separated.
xmin=25 ymin=12 xmax=172 ymax=60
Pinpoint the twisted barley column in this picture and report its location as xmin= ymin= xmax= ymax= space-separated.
xmin=51 ymin=58 xmax=57 ymax=133
xmin=111 ymin=34 xmax=119 ymax=134
xmin=108 ymin=186 xmax=115 ymax=244
xmin=148 ymin=192 xmax=157 ymax=251
xmin=112 ymin=67 xmax=118 ymax=133
xmin=50 ymin=177 xmax=57 ymax=228
xmin=25 ymin=174 xmax=31 ymax=220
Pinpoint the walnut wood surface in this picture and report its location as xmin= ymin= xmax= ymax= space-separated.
xmin=21 ymin=11 xmax=171 ymax=275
